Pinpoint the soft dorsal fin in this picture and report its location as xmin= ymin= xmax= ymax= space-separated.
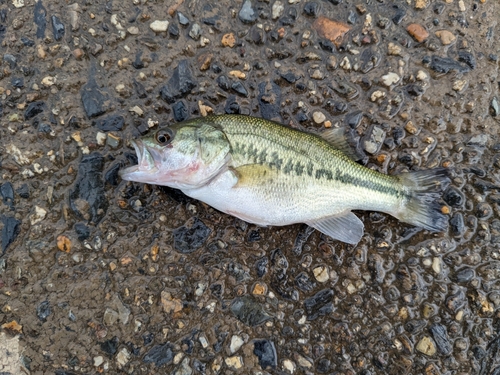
xmin=306 ymin=212 xmax=364 ymax=245
xmin=320 ymin=127 xmax=365 ymax=161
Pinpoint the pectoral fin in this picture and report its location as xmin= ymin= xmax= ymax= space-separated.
xmin=231 ymin=164 xmax=276 ymax=187
xmin=306 ymin=212 xmax=364 ymax=245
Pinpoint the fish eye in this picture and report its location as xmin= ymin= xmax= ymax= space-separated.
xmin=155 ymin=129 xmax=173 ymax=145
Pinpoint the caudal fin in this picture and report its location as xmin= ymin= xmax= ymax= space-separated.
xmin=396 ymin=168 xmax=450 ymax=232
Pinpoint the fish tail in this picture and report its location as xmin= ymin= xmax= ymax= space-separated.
xmin=395 ymin=168 xmax=451 ymax=231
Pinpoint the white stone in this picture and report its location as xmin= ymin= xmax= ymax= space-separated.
xmin=230 ymin=335 xmax=244 ymax=353
xmin=127 ymin=26 xmax=139 ymax=35
xmin=416 ymin=70 xmax=428 ymax=81
xmin=381 ymin=72 xmax=400 ymax=86
xmin=313 ymin=266 xmax=329 ymax=283
xmin=225 ymin=356 xmax=243 ymax=369
xmin=370 ymin=90 xmax=385 ymax=102
xmin=96 ymin=132 xmax=107 ymax=146
xmin=313 ymin=111 xmax=326 ymax=124
xmin=150 ymin=20 xmax=169 ymax=32
xmin=129 ymin=105 xmax=144 ymax=116
xmin=12 ymin=0 xmax=24 ymax=8
xmin=272 ymin=1 xmax=284 ymax=19
xmin=116 ymin=348 xmax=130 ymax=367
xmin=94 ymin=356 xmax=104 ymax=367
xmin=283 ymin=359 xmax=296 ymax=373
xmin=432 ymin=257 xmax=442 ymax=274
xmin=30 ymin=206 xmax=47 ymax=225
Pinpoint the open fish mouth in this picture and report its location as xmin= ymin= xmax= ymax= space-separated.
xmin=119 ymin=140 xmax=159 ymax=180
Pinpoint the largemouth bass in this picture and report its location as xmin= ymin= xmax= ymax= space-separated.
xmin=119 ymin=115 xmax=449 ymax=244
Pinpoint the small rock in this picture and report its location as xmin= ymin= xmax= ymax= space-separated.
xmin=435 ymin=29 xmax=456 ymax=45
xmin=103 ymin=308 xmax=119 ymax=325
xmin=428 ymin=55 xmax=470 ymax=74
xmin=94 ymin=356 xmax=104 ymax=367
xmin=407 ymin=23 xmax=429 ymax=43
xmin=24 ymin=101 xmax=46 ymax=119
xmin=381 ymin=72 xmax=400 ymax=86
xmin=129 ymin=105 xmax=144 ymax=116
xmin=116 ymin=348 xmax=130 ymax=367
xmin=453 ymin=79 xmax=467 ymax=92
xmin=272 ymin=1 xmax=284 ymax=19
xmin=313 ymin=111 xmax=326 ymax=124
xmin=220 ymin=356 xmax=241 ymax=371
xmin=173 ymin=217 xmax=211 ymax=253
xmin=303 ymin=289 xmax=334 ymax=320
xmin=67 ymin=3 xmax=81 ymax=31
xmin=93 ymin=115 xmax=124 ymax=132
xmin=1 ymin=216 xmax=20 ymax=254
xmin=313 ymin=16 xmax=350 ymax=48
xmin=150 ymin=20 xmax=169 ymax=32
xmin=415 ymin=0 xmax=429 ymax=9
xmin=387 ymin=42 xmax=402 ymax=56
xmin=416 ymin=336 xmax=437 ymax=356
xmin=178 ymin=12 xmax=189 ymax=26
xmin=159 ymin=60 xmax=196 ymax=104
xmin=253 ymin=340 xmax=277 ymax=369
xmin=188 ymin=23 xmax=201 ymax=40
xmin=221 ymin=33 xmax=236 ymax=47
xmin=101 ymin=336 xmax=119 ymax=357
xmin=36 ymin=300 xmax=51 ymax=321
xmin=239 ymin=0 xmax=257 ymax=23
xmin=230 ymin=335 xmax=244 ymax=353
xmin=1 ymin=182 xmax=15 ymax=209
xmin=41 ymin=76 xmax=56 ymax=86
xmin=56 ymin=235 xmax=71 ymax=253
xmin=51 ymin=15 xmax=65 ymax=41
xmin=230 ymin=295 xmax=273 ymax=327
xmin=81 ymin=71 xmax=109 ymax=118
xmin=370 ymin=90 xmax=385 ymax=102
xmin=313 ymin=265 xmax=329 ymax=282
xmin=30 ymin=206 xmax=47 ymax=225
xmin=127 ymin=26 xmax=139 ymax=35
xmin=143 ymin=343 xmax=174 ymax=367
xmin=161 ymin=291 xmax=183 ymax=314
xmin=283 ymin=359 xmax=296 ymax=373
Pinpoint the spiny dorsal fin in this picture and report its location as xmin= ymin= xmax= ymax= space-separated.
xmin=320 ymin=127 xmax=365 ymax=161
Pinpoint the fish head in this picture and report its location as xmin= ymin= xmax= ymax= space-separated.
xmin=119 ymin=121 xmax=231 ymax=189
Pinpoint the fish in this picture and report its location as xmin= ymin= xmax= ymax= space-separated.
xmin=119 ymin=114 xmax=450 ymax=245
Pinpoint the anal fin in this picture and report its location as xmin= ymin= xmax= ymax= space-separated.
xmin=306 ymin=212 xmax=364 ymax=245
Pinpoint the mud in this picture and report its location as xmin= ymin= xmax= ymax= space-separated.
xmin=0 ymin=0 xmax=500 ymax=374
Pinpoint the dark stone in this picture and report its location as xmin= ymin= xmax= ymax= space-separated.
xmin=317 ymin=358 xmax=331 ymax=373
xmin=172 ymin=101 xmax=189 ymax=122
xmin=386 ymin=285 xmax=400 ymax=301
xmin=105 ymin=162 xmax=122 ymax=186
xmin=168 ymin=22 xmax=179 ymax=37
xmin=133 ymin=80 xmax=147 ymax=99
xmin=0 ymin=8 xmax=6 ymax=22
xmin=101 ymin=336 xmax=119 ymax=357
xmin=34 ymin=0 xmax=47 ymax=39
xmin=173 ymin=217 xmax=211 ymax=253
xmin=280 ymin=71 xmax=300 ymax=83
xmin=21 ymin=37 xmax=34 ymax=47
xmin=296 ymin=112 xmax=308 ymax=123
xmin=292 ymin=225 xmax=314 ymax=256
xmin=258 ymin=81 xmax=281 ymax=122
xmin=16 ymin=184 xmax=29 ymax=199
xmin=143 ymin=342 xmax=174 ymax=367
xmin=247 ymin=229 xmax=261 ymax=242
xmin=159 ymin=60 xmax=196 ymax=104
xmin=217 ymin=75 xmax=231 ymax=91
xmin=406 ymin=84 xmax=425 ymax=96
xmin=69 ymin=153 xmax=109 ymax=223
xmin=472 ymin=345 xmax=486 ymax=360
xmin=458 ymin=51 xmax=476 ymax=69
xmin=81 ymin=72 xmax=109 ymax=119
xmin=36 ymin=300 xmax=51 ymax=321
xmin=211 ymin=62 xmax=222 ymax=74
xmin=347 ymin=9 xmax=358 ymax=24
xmin=429 ymin=324 xmax=452 ymax=355
xmin=318 ymin=39 xmax=336 ymax=52
xmin=224 ymin=95 xmax=240 ymax=114
xmin=391 ymin=5 xmax=406 ymax=25
xmin=303 ymin=289 xmax=334 ymax=320
xmin=325 ymin=100 xmax=348 ymax=115
xmin=443 ymin=186 xmax=464 ymax=208
xmin=249 ymin=25 xmax=265 ymax=44
xmin=304 ymin=2 xmax=320 ymax=17
xmin=476 ymin=202 xmax=493 ymax=219
xmin=231 ymin=81 xmax=248 ymax=97
xmin=74 ymin=223 xmax=90 ymax=241
xmin=132 ymin=51 xmax=144 ymax=69
xmin=453 ymin=267 xmax=475 ymax=283
xmin=4 ymin=54 xmax=18 ymax=69
xmin=255 ymin=256 xmax=268 ymax=277
xmin=11 ymin=77 xmax=24 ymax=88
xmin=93 ymin=115 xmax=124 ymax=132
xmin=142 ymin=332 xmax=154 ymax=346
xmin=239 ymin=0 xmax=257 ymax=23
xmin=428 ymin=56 xmax=470 ymax=74
xmin=360 ymin=48 xmax=381 ymax=73
xmin=1 ymin=182 xmax=15 ymax=209
xmin=37 ymin=123 xmax=52 ymax=134
xmin=253 ymin=340 xmax=277 ymax=369
xmin=344 ymin=110 xmax=363 ymax=129
xmin=24 ymin=101 xmax=46 ymax=120
xmin=230 ymin=295 xmax=273 ymax=327
xmin=178 ymin=12 xmax=190 ymax=26
xmin=51 ymin=15 xmax=65 ymax=41
xmin=295 ymin=272 xmax=316 ymax=292
xmin=192 ymin=359 xmax=206 ymax=373
xmin=450 ymin=213 xmax=464 ymax=236
xmin=1 ymin=216 xmax=21 ymax=253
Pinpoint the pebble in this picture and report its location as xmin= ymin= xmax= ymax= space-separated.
xmin=225 ymin=356 xmax=243 ymax=369
xmin=230 ymin=335 xmax=244 ymax=353
xmin=94 ymin=356 xmax=104 ymax=367
xmin=36 ymin=301 xmax=51 ymax=321
xmin=239 ymin=0 xmax=257 ymax=23
xmin=387 ymin=42 xmax=402 ymax=56
xmin=116 ymin=348 xmax=130 ymax=367
xmin=435 ymin=29 xmax=456 ymax=45
xmin=56 ymin=235 xmax=71 ymax=253
xmin=159 ymin=60 xmax=196 ymax=104
xmin=313 ymin=16 xmax=350 ymax=48
xmin=175 ymin=357 xmax=192 ymax=375
xmin=230 ymin=295 xmax=272 ymax=327
xmin=81 ymin=75 xmax=109 ymax=118
xmin=283 ymin=359 xmax=296 ymax=373
xmin=416 ymin=336 xmax=436 ymax=356
xmin=313 ymin=265 xmax=329 ymax=282
xmin=30 ymin=206 xmax=47 ymax=225
xmin=432 ymin=257 xmax=442 ymax=274
xmin=103 ymin=308 xmax=119 ymax=325
xmin=254 ymin=340 xmax=277 ymax=369
xmin=407 ymin=23 xmax=429 ymax=43
xmin=370 ymin=90 xmax=385 ymax=102
xmin=150 ymin=20 xmax=169 ymax=32
xmin=453 ymin=79 xmax=467 ymax=92
xmin=415 ymin=0 xmax=429 ymax=9
xmin=161 ymin=291 xmax=183 ymax=314
xmin=127 ymin=26 xmax=139 ymax=35
xmin=1 ymin=217 xmax=20 ymax=253
xmin=51 ymin=15 xmax=65 ymax=41
xmin=188 ymin=23 xmax=201 ymax=40
xmin=272 ymin=1 xmax=284 ymax=19
xmin=294 ymin=353 xmax=313 ymax=368
xmin=381 ymin=72 xmax=400 ymax=87
xmin=221 ymin=33 xmax=236 ymax=47
xmin=94 ymin=115 xmax=124 ymax=132
xmin=172 ymin=217 xmax=211 ymax=253
xmin=41 ymin=76 xmax=56 ymax=86
xmin=143 ymin=342 xmax=174 ymax=367
xmin=303 ymin=289 xmax=334 ymax=320
xmin=312 ymin=111 xmax=326 ymax=124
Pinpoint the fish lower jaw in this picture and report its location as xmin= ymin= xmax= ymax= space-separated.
xmin=119 ymin=165 xmax=160 ymax=182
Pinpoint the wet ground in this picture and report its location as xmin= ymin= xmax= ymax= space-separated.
xmin=0 ymin=0 xmax=499 ymax=374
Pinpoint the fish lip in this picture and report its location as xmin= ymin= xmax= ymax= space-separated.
xmin=119 ymin=139 xmax=159 ymax=180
